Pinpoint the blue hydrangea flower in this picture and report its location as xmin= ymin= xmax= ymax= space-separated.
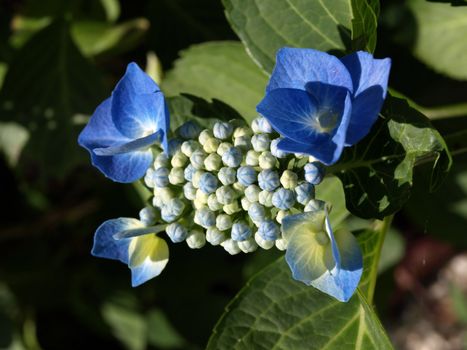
xmin=257 ymin=48 xmax=391 ymax=165
xmin=281 ymin=209 xmax=363 ymax=302
xmin=78 ymin=63 xmax=169 ymax=182
xmin=92 ymin=218 xmax=169 ymax=287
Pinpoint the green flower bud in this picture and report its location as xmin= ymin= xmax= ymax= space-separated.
xmin=171 ymin=151 xmax=188 ymax=168
xmin=168 ymin=167 xmax=185 ymax=185
xmin=223 ymin=200 xmax=240 ymax=215
xmin=254 ymin=232 xmax=275 ymax=250
xmin=192 ymin=170 xmax=205 ymax=188
xmin=221 ymin=238 xmax=241 ymax=255
xmin=216 ymin=185 xmax=236 ymax=205
xmin=181 ymin=140 xmax=201 ymax=157
xmin=217 ymin=142 xmax=233 ymax=156
xmin=203 ymin=137 xmax=221 ymax=153
xmin=251 ymin=134 xmax=270 ymax=152
xmin=275 ymin=238 xmax=287 ymax=251
xmin=238 ymin=238 xmax=258 ymax=253
xmin=204 ymin=153 xmax=222 ymax=171
xmin=245 ymin=150 xmax=260 ymax=166
xmin=258 ymin=190 xmax=274 ymax=207
xmin=232 ymin=182 xmax=245 ymax=193
xmin=258 ymin=151 xmax=276 ymax=169
xmin=206 ymin=227 xmax=227 ymax=245
xmin=207 ymin=194 xmax=223 ymax=211
xmin=245 ymin=184 xmax=261 ymax=202
xmin=280 ymin=170 xmax=298 ymax=189
xmin=198 ymin=129 xmax=213 ymax=144
xmin=186 ymin=229 xmax=206 ymax=249
xmin=233 ymin=126 xmax=252 ymax=139
xmin=218 ymin=167 xmax=236 ymax=186
xmin=216 ymin=214 xmax=232 ymax=231
xmin=194 ymin=189 xmax=209 ymax=209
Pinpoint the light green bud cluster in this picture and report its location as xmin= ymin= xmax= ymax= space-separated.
xmin=142 ymin=117 xmax=327 ymax=254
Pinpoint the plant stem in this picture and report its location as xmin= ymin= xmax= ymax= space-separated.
xmin=367 ymin=215 xmax=394 ymax=304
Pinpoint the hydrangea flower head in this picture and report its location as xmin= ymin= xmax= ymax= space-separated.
xmin=78 ymin=63 xmax=169 ymax=182
xmin=257 ymin=48 xmax=391 ymax=165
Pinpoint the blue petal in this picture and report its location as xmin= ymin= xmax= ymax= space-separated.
xmin=267 ymin=48 xmax=353 ymax=93
xmin=78 ymin=98 xmax=130 ymax=150
xmin=92 ymin=218 xmax=144 ymax=264
xmin=127 ymin=235 xmax=169 ymax=287
xmin=276 ymin=92 xmax=352 ymax=165
xmin=283 ymin=211 xmax=363 ymax=302
xmin=340 ymin=52 xmax=391 ymax=145
xmin=111 ymin=63 xmax=168 ymax=143
xmin=93 ymin=130 xmax=162 ymax=156
xmin=90 ymin=149 xmax=153 ymax=183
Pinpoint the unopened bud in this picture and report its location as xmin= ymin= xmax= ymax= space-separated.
xmin=186 ymin=229 xmax=206 ymax=249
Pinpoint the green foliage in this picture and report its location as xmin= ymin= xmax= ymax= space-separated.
xmin=207 ymin=257 xmax=393 ymax=350
xmin=407 ymin=0 xmax=467 ymax=80
xmin=0 ymin=19 xmax=106 ymax=178
xmin=222 ymin=0 xmax=379 ymax=72
xmin=163 ymin=41 xmax=268 ymax=122
xmin=332 ymin=96 xmax=452 ymax=219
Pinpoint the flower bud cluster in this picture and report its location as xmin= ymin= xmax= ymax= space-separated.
xmin=142 ymin=117 xmax=326 ymax=255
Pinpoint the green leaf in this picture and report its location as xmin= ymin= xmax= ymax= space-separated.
xmin=167 ymin=93 xmax=246 ymax=132
xmin=207 ymin=258 xmax=393 ymax=350
xmin=0 ymin=19 xmax=106 ymax=177
xmin=222 ymin=0 xmax=380 ymax=72
xmin=407 ymin=0 xmax=467 ymax=80
xmin=162 ymin=41 xmax=268 ymax=123
xmin=0 ymin=122 xmax=29 ymax=167
xmin=316 ymin=176 xmax=350 ymax=227
xmin=331 ymin=95 xmax=452 ymax=219
xmin=146 ymin=308 xmax=187 ymax=349
xmin=71 ymin=18 xmax=149 ymax=58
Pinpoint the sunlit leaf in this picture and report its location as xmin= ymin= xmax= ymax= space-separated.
xmin=207 ymin=258 xmax=393 ymax=350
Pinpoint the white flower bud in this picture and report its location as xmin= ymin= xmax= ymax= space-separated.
xmin=275 ymin=238 xmax=288 ymax=251
xmin=213 ymin=121 xmax=234 ymax=140
xmin=154 ymin=153 xmax=169 ymax=168
xmin=251 ymin=134 xmax=270 ymax=152
xmin=254 ymin=232 xmax=275 ymax=250
xmin=233 ymin=126 xmax=252 ymax=138
xmin=203 ymin=137 xmax=220 ymax=153
xmin=139 ymin=207 xmax=156 ymax=226
xmin=218 ymin=167 xmax=236 ymax=186
xmin=207 ymin=194 xmax=223 ymax=211
xmin=238 ymin=238 xmax=258 ymax=253
xmin=258 ymin=190 xmax=274 ymax=207
xmin=216 ymin=214 xmax=232 ymax=231
xmin=186 ymin=229 xmax=206 ymax=249
xmin=304 ymin=199 xmax=324 ymax=212
xmin=240 ymin=197 xmax=251 ymax=211
xmin=183 ymin=182 xmax=197 ymax=200
xmin=168 ymin=167 xmax=185 ymax=185
xmin=222 ymin=146 xmax=243 ymax=167
xmin=206 ymin=227 xmax=227 ymax=245
xmin=144 ymin=168 xmax=156 ymax=188
xmin=270 ymin=138 xmax=287 ymax=158
xmin=152 ymin=187 xmax=173 ymax=207
xmin=245 ymin=150 xmax=259 ymax=166
xmin=217 ymin=142 xmax=233 ymax=156
xmin=198 ymin=129 xmax=212 ymax=144
xmin=280 ymin=170 xmax=298 ymax=189
xmin=245 ymin=184 xmax=261 ymax=202
xmin=221 ymin=238 xmax=241 ymax=255
xmin=194 ymin=189 xmax=209 ymax=209
xmin=204 ymin=153 xmax=222 ymax=171
xmin=194 ymin=206 xmax=216 ymax=228
xmin=181 ymin=140 xmax=201 ymax=157
xmin=171 ymin=151 xmax=188 ymax=168
xmin=161 ymin=198 xmax=185 ymax=222
xmin=258 ymin=151 xmax=276 ymax=169
xmin=234 ymin=135 xmax=251 ymax=150
xmin=216 ymin=185 xmax=236 ymax=204
xmin=251 ymin=117 xmax=273 ymax=134
xmin=166 ymin=223 xmax=188 ymax=243
xmin=191 ymin=150 xmax=207 ymax=170
xmin=275 ymin=210 xmax=290 ymax=224
xmin=223 ymin=200 xmax=240 ymax=215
